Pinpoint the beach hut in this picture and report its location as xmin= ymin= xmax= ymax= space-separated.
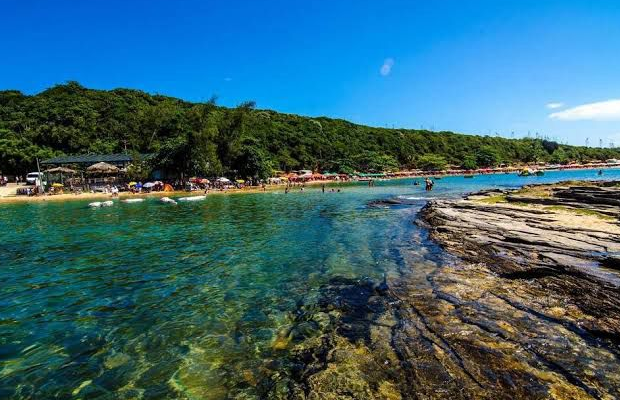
xmin=86 ymin=162 xmax=121 ymax=189
xmin=44 ymin=166 xmax=77 ymax=189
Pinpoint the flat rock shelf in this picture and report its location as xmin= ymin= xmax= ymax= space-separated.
xmin=412 ymin=180 xmax=620 ymax=399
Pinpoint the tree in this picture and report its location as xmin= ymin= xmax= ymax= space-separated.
xmin=550 ymin=147 xmax=568 ymax=164
xmin=353 ymin=152 xmax=399 ymax=172
xmin=186 ymin=103 xmax=222 ymax=176
xmin=417 ymin=154 xmax=447 ymax=171
xmin=232 ymin=137 xmax=273 ymax=180
xmin=476 ymin=146 xmax=500 ymax=168
xmin=461 ymin=154 xmax=478 ymax=170
xmin=521 ymin=141 xmax=548 ymax=163
xmin=127 ymin=152 xmax=152 ymax=181
xmin=368 ymin=154 xmax=399 ymax=172
xmin=542 ymin=140 xmax=559 ymax=154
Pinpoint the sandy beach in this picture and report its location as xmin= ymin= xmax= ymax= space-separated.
xmin=0 ymin=182 xmax=300 ymax=204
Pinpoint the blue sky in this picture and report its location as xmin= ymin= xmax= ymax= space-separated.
xmin=1 ymin=0 xmax=619 ymax=145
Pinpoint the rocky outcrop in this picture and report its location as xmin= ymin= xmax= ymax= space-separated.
xmin=411 ymin=181 xmax=620 ymax=399
xmin=421 ymin=183 xmax=620 ymax=310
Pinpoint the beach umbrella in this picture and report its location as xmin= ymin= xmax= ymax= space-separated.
xmin=236 ymin=179 xmax=245 ymax=183
xmin=87 ymin=162 xmax=119 ymax=174
xmin=128 ymin=181 xmax=137 ymax=186
xmin=52 ymin=183 xmax=64 ymax=187
xmin=217 ymin=177 xmax=231 ymax=183
xmin=143 ymin=182 xmax=156 ymax=188
xmin=44 ymin=167 xmax=77 ymax=174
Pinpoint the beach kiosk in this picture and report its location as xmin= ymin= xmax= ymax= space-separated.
xmin=43 ymin=166 xmax=77 ymax=193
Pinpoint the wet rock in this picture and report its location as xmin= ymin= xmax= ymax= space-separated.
xmin=411 ymin=180 xmax=620 ymax=398
xmin=374 ymin=273 xmax=389 ymax=295
xmin=368 ymin=198 xmax=404 ymax=207
xmin=312 ymin=312 xmax=332 ymax=330
xmin=271 ymin=334 xmax=290 ymax=351
xmin=600 ymin=255 xmax=620 ymax=271
xmin=290 ymin=321 xmax=319 ymax=342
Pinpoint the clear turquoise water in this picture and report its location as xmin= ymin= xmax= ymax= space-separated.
xmin=1 ymin=168 xmax=619 ymax=398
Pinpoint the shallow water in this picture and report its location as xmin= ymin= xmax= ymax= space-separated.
xmin=1 ymin=169 xmax=619 ymax=398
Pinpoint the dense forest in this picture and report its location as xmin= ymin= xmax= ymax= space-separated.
xmin=1 ymin=82 xmax=619 ymax=179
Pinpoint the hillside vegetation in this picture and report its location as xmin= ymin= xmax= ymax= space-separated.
xmin=1 ymin=82 xmax=618 ymax=178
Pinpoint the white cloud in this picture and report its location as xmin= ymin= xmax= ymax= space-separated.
xmin=546 ymin=102 xmax=564 ymax=109
xmin=549 ymin=99 xmax=620 ymax=121
xmin=380 ymin=58 xmax=394 ymax=76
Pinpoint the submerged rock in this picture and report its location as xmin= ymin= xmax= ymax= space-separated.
xmin=368 ymin=198 xmax=404 ymax=207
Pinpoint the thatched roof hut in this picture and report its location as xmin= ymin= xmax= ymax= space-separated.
xmin=86 ymin=162 xmax=120 ymax=174
xmin=44 ymin=167 xmax=77 ymax=174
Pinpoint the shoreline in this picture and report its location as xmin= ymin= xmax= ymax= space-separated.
xmin=2 ymin=165 xmax=618 ymax=205
xmin=0 ymin=183 xmax=291 ymax=204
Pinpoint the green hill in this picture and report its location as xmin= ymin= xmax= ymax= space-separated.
xmin=1 ymin=82 xmax=618 ymax=178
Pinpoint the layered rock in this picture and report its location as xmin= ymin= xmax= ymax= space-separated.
xmin=414 ymin=181 xmax=620 ymax=399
